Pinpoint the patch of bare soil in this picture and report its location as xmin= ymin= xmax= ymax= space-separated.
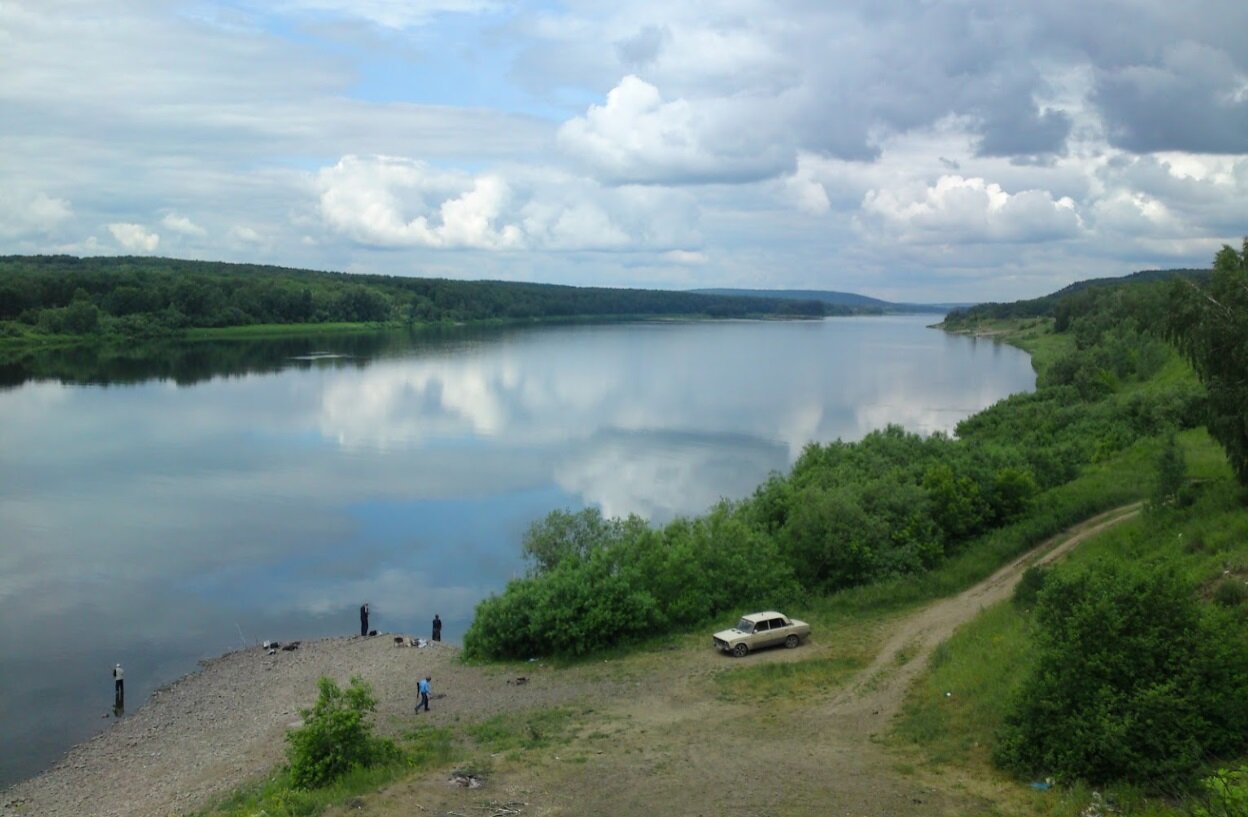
xmin=1 ymin=504 xmax=1140 ymax=817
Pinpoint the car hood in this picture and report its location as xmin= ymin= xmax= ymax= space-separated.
xmin=713 ymin=628 xmax=748 ymax=641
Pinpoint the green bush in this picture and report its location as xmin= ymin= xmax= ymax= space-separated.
xmin=286 ymin=676 xmax=398 ymax=789
xmin=994 ymin=563 xmax=1248 ymax=790
xmin=1150 ymin=434 xmax=1187 ymax=511
xmin=1011 ymin=564 xmax=1049 ymax=610
xmin=1213 ymin=578 xmax=1248 ymax=608
xmin=1193 ymin=766 xmax=1248 ymax=817
xmin=464 ymin=503 xmax=799 ymax=660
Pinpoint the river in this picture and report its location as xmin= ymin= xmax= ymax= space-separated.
xmin=0 ymin=314 xmax=1033 ymax=787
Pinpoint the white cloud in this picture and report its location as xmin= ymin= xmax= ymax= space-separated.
xmin=1089 ymin=191 xmax=1177 ymax=236
xmin=782 ymin=155 xmax=835 ymax=215
xmin=860 ymin=175 xmax=1084 ymax=245
xmin=518 ymin=196 xmax=629 ymax=249
xmin=316 ymin=155 xmax=700 ymax=252
xmin=317 ymin=155 xmax=523 ymax=250
xmin=0 ymin=192 xmax=70 ymax=239
xmin=161 ymin=213 xmax=207 ymax=236
xmin=107 ymin=222 xmax=160 ymax=252
xmin=663 ymin=250 xmax=706 ymax=265
xmin=230 ymin=225 xmax=264 ymax=244
xmin=557 ymin=75 xmax=792 ymax=184
xmin=0 ymin=191 xmax=72 ymax=238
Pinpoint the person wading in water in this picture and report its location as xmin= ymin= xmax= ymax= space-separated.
xmin=112 ymin=663 xmax=125 ymax=711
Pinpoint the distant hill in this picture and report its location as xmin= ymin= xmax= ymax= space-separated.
xmin=942 ymin=268 xmax=1208 ymax=324
xmin=1047 ymin=268 xmax=1207 ymax=299
xmin=690 ymin=288 xmax=953 ymax=314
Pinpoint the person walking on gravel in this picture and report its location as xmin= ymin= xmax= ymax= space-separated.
xmin=360 ymin=602 xmax=369 ymax=637
xmin=432 ymin=613 xmax=442 ymax=642
xmin=416 ymin=675 xmax=431 ymax=713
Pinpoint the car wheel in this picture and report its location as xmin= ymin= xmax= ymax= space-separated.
xmin=732 ymin=643 xmax=749 ymax=658
xmin=785 ymin=634 xmax=800 ymax=649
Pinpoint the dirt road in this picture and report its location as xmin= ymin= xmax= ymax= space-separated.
xmin=1 ymin=504 xmax=1140 ymax=817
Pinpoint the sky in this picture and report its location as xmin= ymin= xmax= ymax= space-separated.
xmin=3 ymin=1 xmax=1248 ymax=302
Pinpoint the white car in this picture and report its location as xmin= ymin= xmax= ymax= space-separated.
xmin=712 ymin=611 xmax=810 ymax=657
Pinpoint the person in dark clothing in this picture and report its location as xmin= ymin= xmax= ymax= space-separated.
xmin=360 ymin=603 xmax=370 ymax=637
xmin=432 ymin=614 xmax=442 ymax=642
xmin=415 ymin=676 xmax=431 ymax=712
xmin=113 ymin=663 xmax=125 ymax=709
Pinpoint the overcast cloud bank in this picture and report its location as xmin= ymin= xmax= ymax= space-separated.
xmin=2 ymin=0 xmax=1246 ymax=300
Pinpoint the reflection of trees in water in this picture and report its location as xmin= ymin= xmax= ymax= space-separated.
xmin=0 ymin=326 xmax=517 ymax=389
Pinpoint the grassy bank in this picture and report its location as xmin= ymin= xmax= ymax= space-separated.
xmin=893 ymin=442 xmax=1244 ymax=817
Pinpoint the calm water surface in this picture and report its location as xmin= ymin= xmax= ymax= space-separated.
xmin=0 ymin=315 xmax=1033 ymax=786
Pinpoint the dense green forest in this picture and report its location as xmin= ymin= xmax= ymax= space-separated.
xmin=0 ymin=255 xmax=840 ymax=343
xmin=463 ymin=240 xmax=1248 ymax=800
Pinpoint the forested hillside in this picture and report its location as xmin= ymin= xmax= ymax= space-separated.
xmin=0 ymin=255 xmax=840 ymax=343
xmin=942 ymin=267 xmax=1207 ymax=325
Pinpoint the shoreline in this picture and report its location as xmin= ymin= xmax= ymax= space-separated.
xmin=1 ymin=635 xmax=457 ymax=817
xmin=0 ymin=633 xmax=623 ymax=817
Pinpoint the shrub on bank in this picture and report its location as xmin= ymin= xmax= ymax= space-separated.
xmin=464 ymin=503 xmax=800 ymax=660
xmin=994 ymin=563 xmax=1248 ymax=790
xmin=286 ymin=676 xmax=399 ymax=789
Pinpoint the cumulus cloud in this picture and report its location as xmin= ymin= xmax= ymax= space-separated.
xmin=317 ymin=156 xmax=522 ymax=250
xmin=316 ymin=155 xmax=700 ymax=252
xmin=316 ymin=156 xmax=521 ymax=249
xmin=107 ymin=222 xmax=160 ymax=252
xmin=161 ymin=213 xmax=206 ymax=236
xmin=230 ymin=225 xmax=264 ymax=244
xmin=1089 ymin=191 xmax=1177 ymax=237
xmin=861 ymin=175 xmax=1083 ymax=245
xmin=557 ymin=75 xmax=793 ymax=184
xmin=0 ymin=191 xmax=72 ymax=238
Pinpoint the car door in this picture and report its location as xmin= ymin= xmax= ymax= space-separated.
xmin=747 ymin=618 xmax=769 ymax=650
xmin=765 ymin=617 xmax=790 ymax=646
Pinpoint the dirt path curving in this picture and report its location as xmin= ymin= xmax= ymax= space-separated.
xmin=1 ymin=504 xmax=1141 ymax=817
xmin=827 ymin=503 xmax=1143 ymax=730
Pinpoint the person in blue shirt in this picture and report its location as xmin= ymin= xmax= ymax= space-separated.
xmin=416 ymin=676 xmax=431 ymax=713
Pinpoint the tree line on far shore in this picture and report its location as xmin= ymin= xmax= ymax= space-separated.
xmin=0 ymin=255 xmax=843 ymax=341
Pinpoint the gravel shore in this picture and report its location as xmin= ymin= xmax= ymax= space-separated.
xmin=0 ymin=635 xmax=602 ymax=817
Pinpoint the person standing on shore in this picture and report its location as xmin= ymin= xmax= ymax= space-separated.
xmin=432 ymin=614 xmax=442 ymax=642
xmin=112 ymin=663 xmax=124 ymax=709
xmin=360 ymin=602 xmax=369 ymax=637
xmin=416 ymin=676 xmax=431 ymax=713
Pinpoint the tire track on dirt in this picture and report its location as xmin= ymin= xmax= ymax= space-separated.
xmin=826 ymin=502 xmax=1143 ymax=729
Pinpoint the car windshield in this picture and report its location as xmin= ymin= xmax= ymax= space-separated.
xmin=735 ymin=618 xmax=754 ymax=633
